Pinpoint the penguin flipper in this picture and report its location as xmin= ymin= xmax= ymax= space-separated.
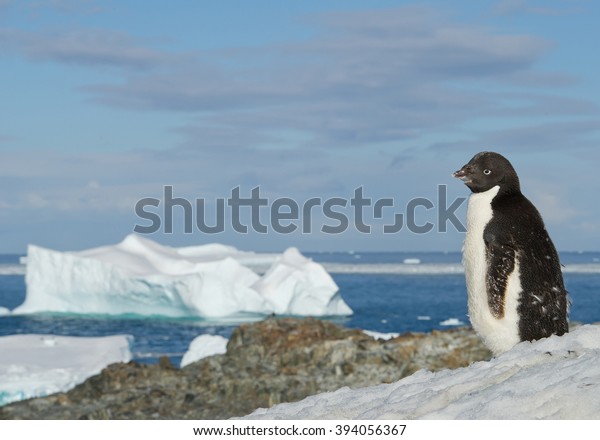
xmin=484 ymin=230 xmax=516 ymax=319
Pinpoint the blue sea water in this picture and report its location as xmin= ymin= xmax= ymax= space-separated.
xmin=1 ymin=252 xmax=599 ymax=367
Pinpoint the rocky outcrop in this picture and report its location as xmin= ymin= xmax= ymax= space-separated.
xmin=0 ymin=317 xmax=491 ymax=419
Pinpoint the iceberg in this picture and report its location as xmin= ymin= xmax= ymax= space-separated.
xmin=244 ymin=325 xmax=600 ymax=419
xmin=0 ymin=334 xmax=131 ymax=406
xmin=180 ymin=334 xmax=228 ymax=368
xmin=252 ymin=247 xmax=350 ymax=316
xmin=14 ymin=234 xmax=351 ymax=318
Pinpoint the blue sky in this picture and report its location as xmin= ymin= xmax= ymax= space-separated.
xmin=1 ymin=0 xmax=599 ymax=253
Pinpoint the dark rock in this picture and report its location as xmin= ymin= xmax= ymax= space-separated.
xmin=0 ymin=317 xmax=491 ymax=419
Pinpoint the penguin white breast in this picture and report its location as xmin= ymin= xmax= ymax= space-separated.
xmin=463 ymin=185 xmax=521 ymax=355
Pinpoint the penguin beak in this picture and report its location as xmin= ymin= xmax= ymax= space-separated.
xmin=453 ymin=166 xmax=472 ymax=183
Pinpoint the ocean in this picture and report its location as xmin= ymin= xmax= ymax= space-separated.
xmin=1 ymin=252 xmax=599 ymax=367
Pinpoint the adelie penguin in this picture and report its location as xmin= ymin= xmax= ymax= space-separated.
xmin=453 ymin=152 xmax=569 ymax=355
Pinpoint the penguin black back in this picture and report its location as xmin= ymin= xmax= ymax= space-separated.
xmin=488 ymin=186 xmax=568 ymax=341
xmin=454 ymin=152 xmax=568 ymax=353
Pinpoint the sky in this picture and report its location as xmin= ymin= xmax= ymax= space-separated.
xmin=1 ymin=0 xmax=599 ymax=253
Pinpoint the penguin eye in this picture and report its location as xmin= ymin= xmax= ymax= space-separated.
xmin=483 ymin=169 xmax=491 ymax=175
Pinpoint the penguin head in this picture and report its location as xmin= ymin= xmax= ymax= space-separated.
xmin=453 ymin=151 xmax=520 ymax=194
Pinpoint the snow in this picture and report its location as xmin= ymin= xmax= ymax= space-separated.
xmin=14 ymin=234 xmax=351 ymax=318
xmin=363 ymin=330 xmax=400 ymax=340
xmin=180 ymin=334 xmax=228 ymax=368
xmin=244 ymin=325 xmax=600 ymax=420
xmin=0 ymin=334 xmax=132 ymax=406
xmin=0 ymin=306 xmax=10 ymax=316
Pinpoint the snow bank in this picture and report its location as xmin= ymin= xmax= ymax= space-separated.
xmin=180 ymin=334 xmax=228 ymax=368
xmin=0 ymin=334 xmax=131 ymax=406
xmin=245 ymin=325 xmax=600 ymax=420
xmin=14 ymin=234 xmax=351 ymax=318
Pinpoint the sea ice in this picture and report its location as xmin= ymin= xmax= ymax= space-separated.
xmin=243 ymin=325 xmax=600 ymax=420
xmin=0 ymin=334 xmax=131 ymax=406
xmin=439 ymin=318 xmax=465 ymax=326
xmin=0 ymin=306 xmax=10 ymax=316
xmin=363 ymin=330 xmax=400 ymax=340
xmin=180 ymin=334 xmax=228 ymax=368
xmin=14 ymin=234 xmax=351 ymax=319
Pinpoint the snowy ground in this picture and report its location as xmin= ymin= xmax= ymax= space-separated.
xmin=244 ymin=325 xmax=600 ymax=419
xmin=0 ymin=334 xmax=132 ymax=406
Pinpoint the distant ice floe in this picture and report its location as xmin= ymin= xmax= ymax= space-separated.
xmin=4 ymin=258 xmax=600 ymax=279
xmin=439 ymin=318 xmax=465 ymax=326
xmin=13 ymin=234 xmax=352 ymax=319
xmin=322 ymin=263 xmax=466 ymax=274
xmin=322 ymin=262 xmax=600 ymax=274
xmin=0 ymin=307 xmax=10 ymax=316
xmin=180 ymin=334 xmax=228 ymax=368
xmin=0 ymin=334 xmax=131 ymax=406
xmin=0 ymin=265 xmax=26 ymax=276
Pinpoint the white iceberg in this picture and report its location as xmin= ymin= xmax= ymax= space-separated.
xmin=0 ymin=334 xmax=131 ymax=406
xmin=180 ymin=334 xmax=228 ymax=368
xmin=244 ymin=325 xmax=600 ymax=419
xmin=0 ymin=306 xmax=10 ymax=316
xmin=14 ymin=234 xmax=351 ymax=319
xmin=252 ymin=247 xmax=350 ymax=316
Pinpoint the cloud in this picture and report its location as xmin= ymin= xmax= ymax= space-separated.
xmin=488 ymin=93 xmax=599 ymax=117
xmin=492 ymin=0 xmax=582 ymax=16
xmin=481 ymin=119 xmax=600 ymax=151
xmin=529 ymin=189 xmax=581 ymax=224
xmin=1 ymin=27 xmax=177 ymax=70
xmin=4 ymin=5 xmax=593 ymax=152
xmin=2 ymin=4 xmax=599 ymax=251
xmin=430 ymin=118 xmax=600 ymax=155
xmin=26 ymin=0 xmax=105 ymax=15
xmin=66 ymin=5 xmax=562 ymax=151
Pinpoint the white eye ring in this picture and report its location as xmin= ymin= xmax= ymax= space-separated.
xmin=483 ymin=169 xmax=491 ymax=175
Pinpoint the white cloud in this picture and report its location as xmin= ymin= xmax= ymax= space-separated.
xmin=492 ymin=0 xmax=582 ymax=16
xmin=1 ymin=4 xmax=599 ymax=251
xmin=1 ymin=27 xmax=178 ymax=70
xmin=530 ymin=192 xmax=580 ymax=224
